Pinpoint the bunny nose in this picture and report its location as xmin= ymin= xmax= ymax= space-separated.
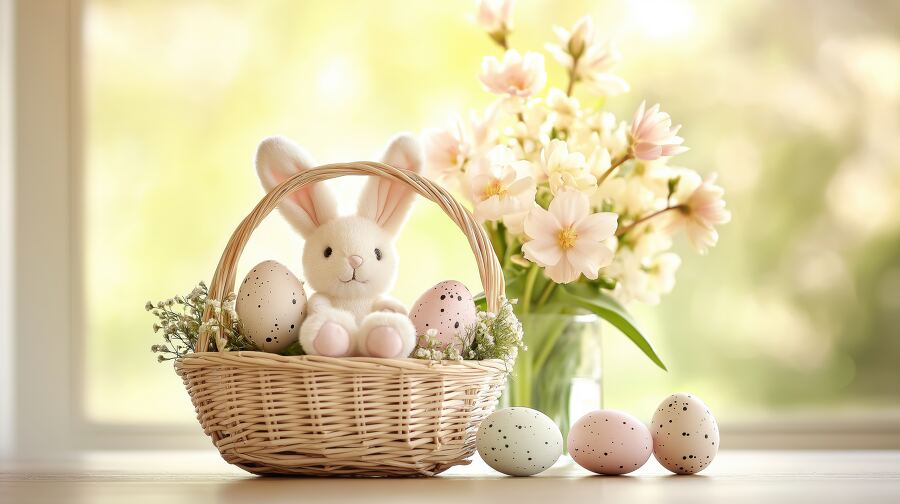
xmin=348 ymin=255 xmax=364 ymax=269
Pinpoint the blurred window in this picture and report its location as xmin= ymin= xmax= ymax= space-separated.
xmin=83 ymin=0 xmax=900 ymax=429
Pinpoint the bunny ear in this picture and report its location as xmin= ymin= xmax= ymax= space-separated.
xmin=358 ymin=133 xmax=424 ymax=235
xmin=256 ymin=136 xmax=338 ymax=237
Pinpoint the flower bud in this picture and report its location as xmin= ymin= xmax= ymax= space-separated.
xmin=567 ymin=16 xmax=593 ymax=60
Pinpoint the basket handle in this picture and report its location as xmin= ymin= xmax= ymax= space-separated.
xmin=197 ymin=161 xmax=505 ymax=352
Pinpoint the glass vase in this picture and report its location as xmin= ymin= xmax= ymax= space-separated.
xmin=504 ymin=311 xmax=603 ymax=443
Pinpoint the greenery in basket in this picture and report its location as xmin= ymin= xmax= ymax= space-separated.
xmin=413 ymin=297 xmax=525 ymax=366
xmin=422 ymin=1 xmax=732 ymax=432
xmin=148 ymin=283 xmax=521 ymax=363
xmin=147 ymin=282 xmax=303 ymax=362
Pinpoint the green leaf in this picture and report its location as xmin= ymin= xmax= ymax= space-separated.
xmin=473 ymin=293 xmax=487 ymax=312
xmin=558 ymin=285 xmax=667 ymax=371
xmin=474 ymin=269 xmax=526 ymax=311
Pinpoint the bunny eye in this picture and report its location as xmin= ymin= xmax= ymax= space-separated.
xmin=374 ymin=248 xmax=383 ymax=261
xmin=323 ymin=246 xmax=333 ymax=258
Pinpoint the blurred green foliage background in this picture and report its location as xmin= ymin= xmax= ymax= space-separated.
xmin=84 ymin=0 xmax=900 ymax=423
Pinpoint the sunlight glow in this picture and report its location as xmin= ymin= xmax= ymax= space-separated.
xmin=627 ymin=0 xmax=696 ymax=40
xmin=316 ymin=56 xmax=360 ymax=105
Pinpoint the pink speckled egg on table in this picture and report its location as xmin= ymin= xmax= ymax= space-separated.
xmin=409 ymin=280 xmax=477 ymax=349
xmin=567 ymin=409 xmax=653 ymax=475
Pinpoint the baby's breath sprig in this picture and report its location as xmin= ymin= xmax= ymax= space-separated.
xmin=413 ymin=297 xmax=524 ymax=366
xmin=147 ymin=282 xmax=259 ymax=364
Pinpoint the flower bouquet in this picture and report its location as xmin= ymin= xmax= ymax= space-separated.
xmin=423 ymin=0 xmax=731 ymax=434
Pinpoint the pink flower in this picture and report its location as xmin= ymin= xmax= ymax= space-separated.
xmin=522 ymin=190 xmax=618 ymax=284
xmin=479 ymin=50 xmax=547 ymax=98
xmin=423 ymin=107 xmax=497 ymax=185
xmin=669 ymin=175 xmax=731 ymax=254
xmin=475 ymin=0 xmax=515 ymax=34
xmin=423 ymin=123 xmax=467 ymax=184
xmin=629 ymin=101 xmax=689 ymax=161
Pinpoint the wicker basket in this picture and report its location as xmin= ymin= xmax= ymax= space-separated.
xmin=175 ymin=161 xmax=509 ymax=477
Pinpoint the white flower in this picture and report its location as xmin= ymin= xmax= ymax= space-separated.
xmin=592 ymin=175 xmax=657 ymax=218
xmin=222 ymin=296 xmax=237 ymax=316
xmin=507 ymin=100 xmax=550 ymax=156
xmin=540 ymin=139 xmax=597 ymax=194
xmin=587 ymin=147 xmax=611 ymax=180
xmin=581 ymin=68 xmax=630 ymax=97
xmin=646 ymin=252 xmax=681 ymax=302
xmin=475 ymin=0 xmax=514 ymax=34
xmin=479 ymin=50 xmax=547 ymax=98
xmin=629 ymin=160 xmax=678 ymax=199
xmin=522 ymin=189 xmax=617 ymax=283
xmin=466 ymin=147 xmax=537 ymax=233
xmin=632 ymin=229 xmax=674 ymax=257
xmin=546 ymin=87 xmax=580 ymax=130
xmin=446 ymin=345 xmax=463 ymax=360
xmin=546 ymin=16 xmax=629 ymax=96
xmin=572 ymin=111 xmax=630 ymax=159
xmin=606 ymin=249 xmax=649 ymax=304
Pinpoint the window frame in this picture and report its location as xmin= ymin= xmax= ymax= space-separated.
xmin=6 ymin=0 xmax=900 ymax=458
xmin=0 ymin=0 xmax=14 ymax=460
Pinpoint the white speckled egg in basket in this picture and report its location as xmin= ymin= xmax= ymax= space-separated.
xmin=409 ymin=280 xmax=477 ymax=349
xmin=236 ymin=260 xmax=307 ymax=352
xmin=568 ymin=410 xmax=653 ymax=475
xmin=477 ymin=407 xmax=563 ymax=476
xmin=651 ymin=392 xmax=720 ymax=474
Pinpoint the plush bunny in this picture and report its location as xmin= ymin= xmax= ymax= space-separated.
xmin=255 ymin=134 xmax=422 ymax=358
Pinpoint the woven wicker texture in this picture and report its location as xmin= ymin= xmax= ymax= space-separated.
xmin=175 ymin=161 xmax=509 ymax=476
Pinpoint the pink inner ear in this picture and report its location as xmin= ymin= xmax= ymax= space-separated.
xmin=375 ymin=180 xmax=410 ymax=227
xmin=271 ymin=163 xmax=322 ymax=227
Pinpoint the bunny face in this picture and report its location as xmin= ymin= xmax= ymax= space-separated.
xmin=255 ymin=133 xmax=423 ymax=302
xmin=301 ymin=215 xmax=398 ymax=300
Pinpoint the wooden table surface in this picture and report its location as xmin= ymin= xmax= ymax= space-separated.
xmin=2 ymin=450 xmax=899 ymax=503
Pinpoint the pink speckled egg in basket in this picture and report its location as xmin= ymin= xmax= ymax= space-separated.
xmin=409 ymin=280 xmax=478 ymax=349
xmin=567 ymin=410 xmax=653 ymax=475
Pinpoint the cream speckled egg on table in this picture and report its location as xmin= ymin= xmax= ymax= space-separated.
xmin=236 ymin=260 xmax=307 ymax=353
xmin=568 ymin=409 xmax=653 ymax=475
xmin=476 ymin=407 xmax=563 ymax=476
xmin=409 ymin=280 xmax=477 ymax=349
xmin=651 ymin=392 xmax=720 ymax=474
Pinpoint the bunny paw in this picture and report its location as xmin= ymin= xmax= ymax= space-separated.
xmin=365 ymin=327 xmax=403 ymax=358
xmin=314 ymin=322 xmax=352 ymax=356
xmin=299 ymin=308 xmax=357 ymax=357
xmin=358 ymin=312 xmax=416 ymax=358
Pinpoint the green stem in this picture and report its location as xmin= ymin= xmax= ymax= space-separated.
xmin=596 ymin=153 xmax=632 ymax=186
xmin=521 ymin=264 xmax=540 ymax=315
xmin=486 ymin=221 xmax=506 ymax=260
xmin=566 ymin=55 xmax=580 ymax=96
xmin=502 ymin=238 xmax=516 ymax=270
xmin=488 ymin=29 xmax=510 ymax=51
xmin=532 ymin=314 xmax=571 ymax=373
xmin=535 ymin=281 xmax=557 ymax=309
xmin=616 ymin=204 xmax=686 ymax=238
